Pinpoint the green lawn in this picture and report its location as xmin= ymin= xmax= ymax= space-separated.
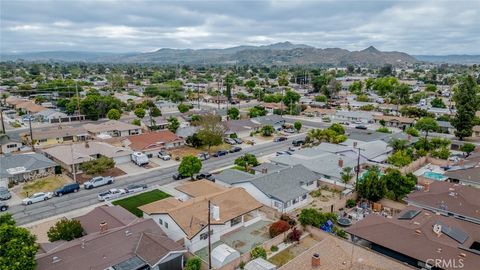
xmin=112 ymin=189 xmax=170 ymax=217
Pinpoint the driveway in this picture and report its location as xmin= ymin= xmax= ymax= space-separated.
xmin=149 ymin=157 xmax=179 ymax=168
xmin=116 ymin=163 xmax=149 ymax=174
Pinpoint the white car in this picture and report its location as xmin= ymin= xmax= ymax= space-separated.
xmin=98 ymin=188 xmax=127 ymax=201
xmin=157 ymin=151 xmax=171 ymax=161
xmin=84 ymin=176 xmax=114 ymax=189
xmin=23 ymin=192 xmax=53 ymax=205
xmin=125 ymin=183 xmax=148 ymax=193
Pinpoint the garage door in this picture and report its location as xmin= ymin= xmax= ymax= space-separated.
xmin=114 ymin=155 xmax=131 ymax=164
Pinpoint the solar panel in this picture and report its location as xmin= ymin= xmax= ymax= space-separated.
xmin=435 ymin=222 xmax=469 ymax=244
xmin=398 ymin=209 xmax=422 ymax=220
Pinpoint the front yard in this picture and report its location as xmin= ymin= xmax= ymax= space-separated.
xmin=112 ymin=189 xmax=170 ymax=217
xmin=15 ymin=175 xmax=71 ymax=198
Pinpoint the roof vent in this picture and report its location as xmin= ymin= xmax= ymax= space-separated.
xmin=125 ymin=230 xmax=132 ymax=236
xmin=52 ymin=256 xmax=62 ymax=264
xmin=415 ymin=229 xmax=422 ymax=235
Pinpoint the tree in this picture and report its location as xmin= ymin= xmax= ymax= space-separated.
xmin=178 ymin=155 xmax=202 ymax=180
xmin=298 ymin=208 xmax=337 ymax=227
xmin=227 ymin=107 xmax=240 ymax=120
xmin=277 ymin=70 xmax=289 ymax=87
xmin=150 ymin=106 xmax=162 ymax=117
xmin=452 ymin=76 xmax=479 ymax=140
xmin=430 ymin=97 xmax=446 ymax=108
xmin=134 ymin=108 xmax=146 ymax=119
xmin=328 ymin=123 xmax=345 ymax=134
xmin=186 ymin=133 xmax=203 ymax=148
xmin=234 ymin=154 xmax=259 ymax=171
xmin=177 ymin=103 xmax=191 ymax=113
xmin=387 ymin=150 xmax=413 ymax=167
xmin=0 ymin=213 xmax=38 ymax=270
xmin=312 ymin=74 xmax=330 ymax=93
xmin=249 ymin=106 xmax=267 ymax=118
xmin=425 ymin=84 xmax=437 ymax=92
xmin=250 ymin=246 xmax=267 ymax=259
xmin=340 ymin=167 xmax=353 ymax=184
xmin=132 ymin=119 xmax=141 ymax=126
xmin=167 ymin=116 xmax=180 ymax=133
xmin=357 ymin=167 xmax=387 ymax=202
xmin=460 ymin=143 xmax=476 ymax=157
xmin=388 ymin=139 xmax=409 ymax=152
xmin=47 ymin=218 xmax=84 ymax=242
xmin=79 ymin=156 xmax=115 ymax=175
xmin=269 ymin=220 xmax=290 ymax=238
xmin=294 ymin=121 xmax=302 ymax=133
xmin=107 ymin=108 xmax=121 ymax=120
xmin=415 ymin=117 xmax=439 ymax=141
xmin=225 ymin=73 xmax=235 ymax=101
xmin=197 ymin=114 xmax=227 ymax=150
xmin=406 ymin=127 xmax=420 ymax=137
xmin=184 ymin=257 xmax=202 ymax=270
xmin=379 ymin=64 xmax=393 ymax=77
xmin=245 ymin=80 xmax=256 ymax=91
xmin=382 ymin=169 xmax=416 ymax=201
xmin=282 ymin=89 xmax=300 ymax=115
xmin=261 ymin=125 xmax=275 ymax=136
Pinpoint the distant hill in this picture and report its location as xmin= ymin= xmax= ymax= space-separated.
xmin=414 ymin=55 xmax=480 ymax=64
xmin=2 ymin=42 xmax=417 ymax=66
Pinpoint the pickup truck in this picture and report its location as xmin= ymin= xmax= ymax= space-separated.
xmin=157 ymin=151 xmax=171 ymax=161
xmin=98 ymin=188 xmax=126 ymax=201
xmin=84 ymin=176 xmax=114 ymax=189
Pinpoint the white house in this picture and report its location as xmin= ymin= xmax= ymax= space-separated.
xmin=139 ymin=181 xmax=263 ymax=252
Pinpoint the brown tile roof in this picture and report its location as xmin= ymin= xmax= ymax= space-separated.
xmin=6 ymin=96 xmax=27 ymax=106
xmin=279 ymin=235 xmax=413 ymax=270
xmin=74 ymin=205 xmax=137 ymax=234
xmin=406 ymin=181 xmax=480 ymax=220
xmin=347 ymin=207 xmax=480 ymax=270
xmin=15 ymin=101 xmax=46 ymax=113
xmin=83 ymin=120 xmax=140 ymax=134
xmin=175 ymin=179 xmax=226 ymax=198
xmin=126 ymin=131 xmax=183 ymax=151
xmin=36 ymin=217 xmax=186 ymax=270
xmin=21 ymin=126 xmax=88 ymax=141
xmin=139 ymin=185 xmax=262 ymax=239
xmin=373 ymin=115 xmax=415 ymax=124
xmin=445 ymin=166 xmax=480 ymax=184
xmin=303 ymin=107 xmax=336 ymax=115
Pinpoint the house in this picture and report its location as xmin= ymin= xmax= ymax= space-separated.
xmin=0 ymin=134 xmax=22 ymax=154
xmin=444 ymin=166 xmax=480 ymax=188
xmin=224 ymin=119 xmax=261 ymax=137
xmin=21 ymin=126 xmax=90 ymax=147
xmin=5 ymin=96 xmax=28 ymax=108
xmin=270 ymin=147 xmax=358 ymax=186
xmin=302 ymin=107 xmax=335 ymax=118
xmin=251 ymin=115 xmax=285 ymax=130
xmin=347 ymin=206 xmax=480 ymax=270
xmin=42 ymin=141 xmax=133 ymax=173
xmin=36 ymin=205 xmax=187 ymax=270
xmin=123 ymin=131 xmax=185 ymax=158
xmin=279 ymin=233 xmax=412 ymax=270
xmin=0 ymin=152 xmax=57 ymax=187
xmin=34 ymin=109 xmax=68 ymax=123
xmin=139 ymin=180 xmax=263 ymax=252
xmin=175 ymin=126 xmax=198 ymax=139
xmin=215 ymin=164 xmax=318 ymax=213
xmin=333 ymin=110 xmax=379 ymax=124
xmin=472 ymin=126 xmax=480 ymax=138
xmin=262 ymin=102 xmax=282 ymax=114
xmin=156 ymin=100 xmax=179 ymax=113
xmin=437 ymin=120 xmax=455 ymax=134
xmin=142 ymin=116 xmax=168 ymax=130
xmin=83 ymin=120 xmax=142 ymax=138
xmin=373 ymin=115 xmax=416 ymax=130
xmin=15 ymin=101 xmax=47 ymax=114
xmin=405 ymin=181 xmax=480 ymax=224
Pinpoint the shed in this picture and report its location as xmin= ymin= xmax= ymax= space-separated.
xmin=211 ymin=244 xmax=240 ymax=269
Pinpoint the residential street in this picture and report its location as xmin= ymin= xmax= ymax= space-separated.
xmin=8 ymin=134 xmax=305 ymax=225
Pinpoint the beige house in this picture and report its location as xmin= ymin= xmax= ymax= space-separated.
xmin=21 ymin=126 xmax=90 ymax=147
xmin=83 ymin=120 xmax=142 ymax=138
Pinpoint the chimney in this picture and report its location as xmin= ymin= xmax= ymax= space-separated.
xmin=353 ymin=142 xmax=358 ymax=148
xmin=212 ymin=205 xmax=220 ymax=221
xmin=311 ymin=253 xmax=321 ymax=268
xmin=99 ymin=221 xmax=108 ymax=233
xmin=338 ymin=158 xmax=344 ymax=168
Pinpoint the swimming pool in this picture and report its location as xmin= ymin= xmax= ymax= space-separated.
xmin=423 ymin=171 xmax=447 ymax=181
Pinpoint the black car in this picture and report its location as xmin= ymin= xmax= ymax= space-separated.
xmin=274 ymin=136 xmax=288 ymax=142
xmin=54 ymin=183 xmax=80 ymax=196
xmin=0 ymin=202 xmax=8 ymax=212
xmin=213 ymin=150 xmax=228 ymax=157
xmin=0 ymin=187 xmax=12 ymax=200
xmin=233 ymin=138 xmax=243 ymax=144
xmin=229 ymin=146 xmax=242 ymax=153
xmin=196 ymin=173 xmax=215 ymax=181
xmin=292 ymin=139 xmax=305 ymax=147
xmin=355 ymin=125 xmax=367 ymax=130
xmin=172 ymin=173 xmax=189 ymax=180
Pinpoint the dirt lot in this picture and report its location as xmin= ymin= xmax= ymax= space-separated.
xmin=13 ymin=175 xmax=71 ymax=198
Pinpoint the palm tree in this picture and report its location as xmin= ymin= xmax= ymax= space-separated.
xmin=340 ymin=167 xmax=353 ymax=184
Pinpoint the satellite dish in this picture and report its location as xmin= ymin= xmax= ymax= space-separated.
xmin=433 ymin=224 xmax=442 ymax=235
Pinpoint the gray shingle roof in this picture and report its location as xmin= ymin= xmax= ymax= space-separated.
xmin=0 ymin=152 xmax=57 ymax=178
xmin=215 ymin=169 xmax=254 ymax=184
xmin=251 ymin=163 xmax=285 ymax=173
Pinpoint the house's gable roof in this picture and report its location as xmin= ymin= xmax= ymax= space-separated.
xmin=126 ymin=131 xmax=183 ymax=151
xmin=83 ymin=120 xmax=140 ymax=134
xmin=0 ymin=152 xmax=57 ymax=178
xmin=444 ymin=166 xmax=480 ymax=184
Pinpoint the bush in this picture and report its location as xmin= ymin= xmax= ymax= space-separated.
xmin=315 ymin=95 xmax=327 ymax=102
xmin=178 ymin=103 xmax=192 ymax=113
xmin=286 ymin=227 xmax=302 ymax=242
xmin=184 ymin=257 xmax=202 ymax=270
xmin=261 ymin=125 xmax=275 ymax=136
xmin=360 ymin=104 xmax=375 ymax=111
xmin=47 ymin=218 xmax=84 ymax=242
xmin=298 ymin=208 xmax=337 ymax=227
xmin=79 ymin=156 xmax=115 ymax=175
xmin=376 ymin=127 xmax=391 ymax=133
xmin=335 ymin=228 xmax=348 ymax=239
xmin=269 ymin=220 xmax=290 ymax=238
xmin=270 ymin=245 xmax=279 ymax=252
xmin=280 ymin=214 xmax=297 ymax=227
xmin=431 ymin=147 xmax=450 ymax=160
xmin=387 ymin=150 xmax=413 ymax=167
xmin=406 ymin=127 xmax=419 ymax=137
xmin=250 ymin=246 xmax=267 ymax=259
xmin=131 ymin=119 xmax=141 ymax=126
xmin=346 ymin=199 xmax=356 ymax=208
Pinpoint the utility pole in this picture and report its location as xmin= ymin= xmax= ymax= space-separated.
xmin=75 ymin=81 xmax=81 ymax=116
xmin=28 ymin=115 xmax=34 ymax=151
xmin=0 ymin=106 xmax=5 ymax=134
xmin=70 ymin=143 xmax=77 ymax=183
xmin=207 ymin=200 xmax=212 ymax=269
xmin=197 ymin=82 xmax=200 ymax=109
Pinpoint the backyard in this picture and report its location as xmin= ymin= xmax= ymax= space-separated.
xmin=112 ymin=189 xmax=170 ymax=217
xmin=15 ymin=175 xmax=71 ymax=198
xmin=268 ymin=235 xmax=317 ymax=267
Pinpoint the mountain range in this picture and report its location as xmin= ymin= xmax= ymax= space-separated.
xmin=2 ymin=42 xmax=476 ymax=65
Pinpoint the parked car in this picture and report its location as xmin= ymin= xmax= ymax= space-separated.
xmin=273 ymin=136 xmax=288 ymax=142
xmin=196 ymin=173 xmax=215 ymax=181
xmin=229 ymin=146 xmax=242 ymax=153
xmin=197 ymin=152 xmax=210 ymax=161
xmin=292 ymin=139 xmax=305 ymax=147
xmin=84 ymin=176 xmax=114 ymax=189
xmin=233 ymin=138 xmax=243 ymax=144
xmin=131 ymin=152 xmax=149 ymax=166
xmin=22 ymin=192 xmax=53 ymax=205
xmin=284 ymin=128 xmax=295 ymax=133
xmin=157 ymin=151 xmax=171 ymax=161
xmin=172 ymin=173 xmax=189 ymax=180
xmin=224 ymin=138 xmax=237 ymax=145
xmin=54 ymin=183 xmax=80 ymax=196
xmin=213 ymin=150 xmax=229 ymax=157
xmin=125 ymin=183 xmax=148 ymax=193
xmin=0 ymin=201 xmax=8 ymax=211
xmin=0 ymin=187 xmax=12 ymax=200
xmin=355 ymin=125 xmax=367 ymax=130
xmin=98 ymin=188 xmax=127 ymax=201
xmin=353 ymin=120 xmax=363 ymax=124
xmin=276 ymin=151 xmax=288 ymax=156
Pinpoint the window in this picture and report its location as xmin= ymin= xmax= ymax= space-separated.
xmin=164 ymin=222 xmax=168 ymax=228
xmin=302 ymin=194 xmax=307 ymax=200
xmin=231 ymin=216 xmax=242 ymax=226
xmin=158 ymin=218 xmax=163 ymax=225
xmin=200 ymin=230 xmax=213 ymax=240
xmin=6 ymin=144 xmax=17 ymax=149
xmin=274 ymin=201 xmax=283 ymax=209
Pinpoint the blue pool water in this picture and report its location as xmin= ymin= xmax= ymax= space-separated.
xmin=423 ymin=171 xmax=446 ymax=181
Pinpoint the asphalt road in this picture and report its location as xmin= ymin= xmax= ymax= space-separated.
xmin=8 ymin=134 xmax=305 ymax=225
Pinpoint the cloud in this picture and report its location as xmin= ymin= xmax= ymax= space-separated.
xmin=1 ymin=0 xmax=479 ymax=54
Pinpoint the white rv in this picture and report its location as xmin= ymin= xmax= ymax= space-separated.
xmin=131 ymin=152 xmax=149 ymax=166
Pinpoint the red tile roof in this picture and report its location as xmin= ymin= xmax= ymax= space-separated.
xmin=126 ymin=131 xmax=183 ymax=151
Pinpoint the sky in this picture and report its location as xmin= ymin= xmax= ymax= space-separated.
xmin=1 ymin=0 xmax=479 ymax=55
